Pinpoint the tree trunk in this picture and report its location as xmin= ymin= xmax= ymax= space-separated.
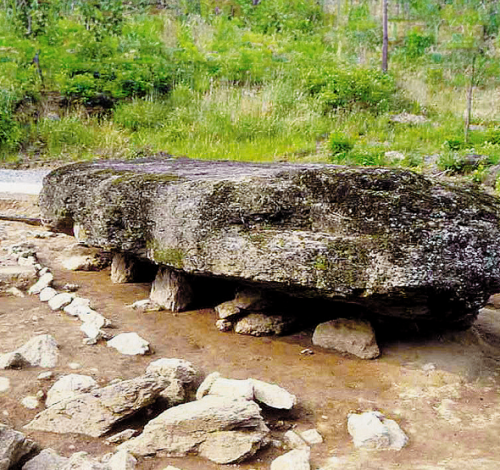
xmin=464 ymin=55 xmax=476 ymax=144
xmin=382 ymin=0 xmax=388 ymax=73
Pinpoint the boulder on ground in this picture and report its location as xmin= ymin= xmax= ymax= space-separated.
xmin=270 ymin=448 xmax=311 ymax=470
xmin=28 ymin=272 xmax=53 ymax=295
xmin=46 ymin=374 xmax=98 ymax=407
xmin=196 ymin=373 xmax=296 ymax=410
xmin=312 ymin=318 xmax=380 ymax=359
xmin=0 ymin=424 xmax=38 ymax=470
xmin=48 ymin=293 xmax=74 ymax=311
xmin=60 ymin=244 xmax=110 ymax=271
xmin=107 ymin=333 xmax=150 ymax=356
xmin=0 ymin=335 xmax=59 ymax=369
xmin=119 ymin=396 xmax=269 ymax=464
xmin=25 ymin=368 xmax=185 ymax=438
xmin=39 ymin=158 xmax=500 ymax=329
xmin=111 ymin=253 xmax=135 ymax=284
xmin=234 ymin=313 xmax=295 ymax=336
xmin=22 ymin=448 xmax=68 ymax=470
xmin=347 ymin=411 xmax=408 ymax=450
xmin=39 ymin=287 xmax=57 ymax=302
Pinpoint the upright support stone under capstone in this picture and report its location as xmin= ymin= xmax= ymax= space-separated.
xmin=150 ymin=267 xmax=193 ymax=312
xmin=111 ymin=253 xmax=135 ymax=284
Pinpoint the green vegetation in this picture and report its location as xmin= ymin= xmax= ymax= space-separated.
xmin=2 ymin=0 xmax=500 ymax=183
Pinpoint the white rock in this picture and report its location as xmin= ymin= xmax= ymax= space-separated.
xmin=270 ymin=448 xmax=311 ymax=470
xmin=0 ymin=377 xmax=10 ymax=393
xmin=39 ymin=287 xmax=58 ymax=302
xmin=64 ymin=297 xmax=91 ymax=316
xmin=216 ymin=319 xmax=233 ymax=331
xmin=250 ymin=378 xmax=296 ymax=410
xmin=235 ymin=313 xmax=294 ymax=336
xmin=37 ymin=371 xmax=54 ymax=380
xmin=80 ymin=322 xmax=104 ymax=342
xmin=284 ymin=430 xmax=308 ymax=450
xmin=63 ymin=452 xmax=108 ymax=469
xmin=300 ymin=429 xmax=323 ymax=445
xmin=22 ymin=448 xmax=68 ymax=470
xmin=106 ymin=430 xmax=137 ymax=445
xmin=107 ymin=333 xmax=150 ymax=356
xmin=6 ymin=287 xmax=25 ymax=298
xmin=146 ymin=358 xmax=196 ymax=384
xmin=38 ymin=267 xmax=49 ymax=277
xmin=68 ymin=362 xmax=82 ymax=370
xmin=18 ymin=256 xmax=36 ymax=267
xmin=205 ymin=377 xmax=255 ymax=401
xmin=196 ymin=372 xmax=221 ymax=400
xmin=347 ymin=411 xmax=408 ymax=450
xmin=129 ymin=299 xmax=151 ymax=310
xmin=1 ymin=335 xmax=59 ymax=368
xmin=78 ymin=309 xmax=111 ymax=329
xmin=48 ymin=293 xmax=74 ymax=311
xmin=312 ymin=318 xmax=380 ymax=359
xmin=28 ymin=272 xmax=54 ymax=295
xmin=162 ymin=467 xmax=183 ymax=470
xmin=150 ymin=267 xmax=193 ymax=312
xmin=106 ymin=450 xmax=137 ymax=470
xmin=46 ymin=374 xmax=98 ymax=407
xmin=22 ymin=396 xmax=40 ymax=409
xmin=111 ymin=253 xmax=136 ymax=284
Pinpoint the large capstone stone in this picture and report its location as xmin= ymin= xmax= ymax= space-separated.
xmin=39 ymin=157 xmax=500 ymax=328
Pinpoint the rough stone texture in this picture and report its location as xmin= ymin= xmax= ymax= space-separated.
xmin=150 ymin=267 xmax=193 ymax=312
xmin=107 ymin=430 xmax=137 ymax=445
xmin=284 ymin=431 xmax=309 ymax=450
xmin=111 ymin=253 xmax=135 ymax=284
xmin=39 ymin=158 xmax=500 ymax=328
xmin=0 ymin=265 xmax=37 ymax=292
xmin=46 ymin=374 xmax=98 ymax=407
xmin=119 ymin=396 xmax=269 ymax=464
xmin=28 ymin=273 xmax=53 ymax=295
xmin=196 ymin=374 xmax=296 ymax=410
xmin=145 ymin=358 xmax=197 ymax=384
xmin=48 ymin=293 xmax=74 ymax=311
xmin=0 ymin=335 xmax=59 ymax=369
xmin=347 ymin=411 xmax=408 ymax=450
xmin=39 ymin=287 xmax=58 ymax=302
xmin=106 ymin=450 xmax=137 ymax=470
xmin=21 ymin=396 xmax=40 ymax=409
xmin=0 ymin=424 xmax=38 ymax=470
xmin=270 ymin=449 xmax=311 ymax=470
xmin=299 ymin=429 xmax=323 ymax=445
xmin=0 ymin=377 xmax=10 ymax=392
xmin=107 ymin=333 xmax=150 ymax=356
xmin=22 ymin=448 xmax=68 ymax=470
xmin=312 ymin=318 xmax=380 ymax=359
xmin=25 ymin=372 xmax=180 ymax=438
xmin=234 ymin=313 xmax=295 ymax=336
xmin=61 ymin=452 xmax=108 ymax=470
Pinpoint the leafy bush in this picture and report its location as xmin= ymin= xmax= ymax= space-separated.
xmin=403 ymin=30 xmax=434 ymax=59
xmin=329 ymin=132 xmax=353 ymax=156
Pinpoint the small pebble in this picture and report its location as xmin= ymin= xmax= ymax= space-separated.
xmin=68 ymin=362 xmax=82 ymax=370
xmin=22 ymin=396 xmax=39 ymax=409
xmin=38 ymin=371 xmax=54 ymax=380
xmin=0 ymin=377 xmax=10 ymax=393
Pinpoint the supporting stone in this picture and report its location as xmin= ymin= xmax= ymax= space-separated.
xmin=150 ymin=267 xmax=193 ymax=312
xmin=111 ymin=253 xmax=136 ymax=284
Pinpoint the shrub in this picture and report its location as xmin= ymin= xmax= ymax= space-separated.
xmin=329 ymin=131 xmax=353 ymax=156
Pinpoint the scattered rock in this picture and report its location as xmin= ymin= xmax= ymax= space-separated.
xmin=215 ymin=301 xmax=241 ymax=320
xmin=22 ymin=448 xmax=68 ymax=470
xmin=119 ymin=396 xmax=269 ymax=464
xmin=385 ymin=150 xmax=406 ymax=162
xmin=63 ymin=283 xmax=80 ymax=292
xmin=145 ymin=358 xmax=197 ymax=385
xmin=270 ymin=448 xmax=311 ymax=470
xmin=150 ymin=267 xmax=193 ymax=312
xmin=39 ymin=287 xmax=58 ymax=302
xmin=38 ymin=267 xmax=49 ymax=277
xmin=0 ymin=377 xmax=10 ymax=392
xmin=0 ymin=424 xmax=38 ymax=470
xmin=234 ymin=314 xmax=294 ymax=336
xmin=216 ymin=319 xmax=233 ymax=332
xmin=28 ymin=272 xmax=54 ymax=295
xmin=62 ymin=452 xmax=108 ymax=469
xmin=284 ymin=430 xmax=308 ymax=450
xmin=250 ymin=378 xmax=296 ymax=410
xmin=107 ymin=333 xmax=150 ymax=356
xmin=197 ymin=374 xmax=296 ymax=410
xmin=46 ymin=374 xmax=98 ymax=407
xmin=0 ymin=265 xmax=37 ymax=292
xmin=26 ymin=369 xmax=181 ymax=437
xmin=68 ymin=362 xmax=82 ymax=370
xmin=21 ymin=396 xmax=40 ymax=409
xmin=299 ymin=429 xmax=323 ymax=445
xmin=0 ymin=335 xmax=59 ymax=369
xmin=37 ymin=371 xmax=54 ymax=380
xmin=106 ymin=450 xmax=137 ymax=470
xmin=106 ymin=430 xmax=137 ymax=445
xmin=347 ymin=411 xmax=408 ymax=450
xmin=128 ymin=299 xmax=153 ymax=311
xmin=6 ymin=286 xmax=26 ymax=297
xmin=312 ymin=318 xmax=380 ymax=359
xmin=48 ymin=293 xmax=74 ymax=311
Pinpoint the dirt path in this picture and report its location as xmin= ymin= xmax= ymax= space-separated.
xmin=1 ymin=193 xmax=500 ymax=470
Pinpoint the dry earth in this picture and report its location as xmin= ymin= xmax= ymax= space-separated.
xmin=1 ymin=192 xmax=500 ymax=470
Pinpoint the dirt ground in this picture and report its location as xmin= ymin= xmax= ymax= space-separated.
xmin=2 ymin=192 xmax=500 ymax=470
